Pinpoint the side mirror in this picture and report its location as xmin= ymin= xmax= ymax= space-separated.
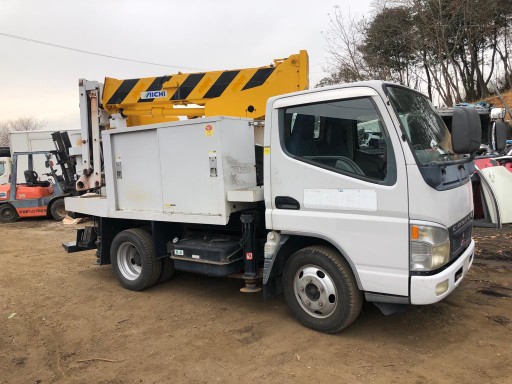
xmin=451 ymin=107 xmax=481 ymax=154
xmin=495 ymin=121 xmax=511 ymax=153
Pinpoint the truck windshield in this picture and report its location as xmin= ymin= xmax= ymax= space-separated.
xmin=386 ymin=86 xmax=460 ymax=164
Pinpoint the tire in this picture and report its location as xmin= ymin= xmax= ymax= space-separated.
xmin=157 ymin=257 xmax=176 ymax=284
xmin=110 ymin=228 xmax=162 ymax=291
xmin=50 ymin=199 xmax=67 ymax=221
xmin=282 ymin=245 xmax=363 ymax=333
xmin=0 ymin=204 xmax=18 ymax=223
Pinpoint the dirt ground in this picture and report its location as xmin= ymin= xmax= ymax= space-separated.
xmin=1 ymin=220 xmax=511 ymax=384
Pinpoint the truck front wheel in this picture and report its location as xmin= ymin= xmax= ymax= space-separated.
xmin=282 ymin=245 xmax=363 ymax=333
xmin=111 ymin=229 xmax=162 ymax=291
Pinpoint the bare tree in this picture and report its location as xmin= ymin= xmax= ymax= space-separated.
xmin=321 ymin=1 xmax=512 ymax=103
xmin=495 ymin=0 xmax=512 ymax=89
xmin=318 ymin=7 xmax=374 ymax=86
xmin=0 ymin=117 xmax=47 ymax=147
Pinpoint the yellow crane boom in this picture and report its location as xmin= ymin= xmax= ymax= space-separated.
xmin=102 ymin=50 xmax=308 ymax=126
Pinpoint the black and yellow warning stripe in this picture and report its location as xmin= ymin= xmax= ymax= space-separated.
xmin=101 ymin=50 xmax=309 ymax=120
xmin=104 ymin=67 xmax=277 ymax=106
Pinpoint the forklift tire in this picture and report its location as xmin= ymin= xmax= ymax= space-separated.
xmin=50 ymin=199 xmax=67 ymax=221
xmin=0 ymin=204 xmax=19 ymax=223
xmin=111 ymin=228 xmax=162 ymax=291
xmin=157 ymin=257 xmax=176 ymax=284
xmin=282 ymin=245 xmax=363 ymax=333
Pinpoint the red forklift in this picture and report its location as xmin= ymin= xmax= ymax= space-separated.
xmin=0 ymin=132 xmax=78 ymax=223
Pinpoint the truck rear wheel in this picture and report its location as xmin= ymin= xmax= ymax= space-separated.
xmin=282 ymin=245 xmax=363 ymax=333
xmin=0 ymin=204 xmax=18 ymax=223
xmin=50 ymin=199 xmax=67 ymax=221
xmin=111 ymin=229 xmax=162 ymax=291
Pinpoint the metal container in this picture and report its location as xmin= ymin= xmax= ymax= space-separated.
xmin=102 ymin=116 xmax=257 ymax=225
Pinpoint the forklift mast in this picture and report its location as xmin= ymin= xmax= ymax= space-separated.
xmin=51 ymin=131 xmax=78 ymax=194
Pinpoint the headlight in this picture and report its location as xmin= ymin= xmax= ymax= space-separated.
xmin=410 ymin=224 xmax=450 ymax=271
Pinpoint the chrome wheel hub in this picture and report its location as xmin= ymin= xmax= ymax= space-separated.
xmin=294 ymin=264 xmax=337 ymax=318
xmin=117 ymin=242 xmax=142 ymax=280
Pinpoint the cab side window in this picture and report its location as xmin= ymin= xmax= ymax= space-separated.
xmin=283 ymin=97 xmax=392 ymax=182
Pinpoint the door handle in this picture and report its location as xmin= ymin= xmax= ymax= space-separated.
xmin=275 ymin=196 xmax=300 ymax=210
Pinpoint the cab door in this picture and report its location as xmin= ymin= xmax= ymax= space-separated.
xmin=266 ymin=87 xmax=410 ymax=296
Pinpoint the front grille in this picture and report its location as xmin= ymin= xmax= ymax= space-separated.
xmin=449 ymin=213 xmax=473 ymax=259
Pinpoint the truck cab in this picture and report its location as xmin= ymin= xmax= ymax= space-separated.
xmin=265 ymin=82 xmax=477 ymax=312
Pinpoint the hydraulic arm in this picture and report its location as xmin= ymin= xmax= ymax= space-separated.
xmin=102 ymin=50 xmax=308 ymax=125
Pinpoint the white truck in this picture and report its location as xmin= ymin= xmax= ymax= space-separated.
xmin=0 ymin=130 xmax=81 ymax=185
xmin=64 ymin=74 xmax=480 ymax=333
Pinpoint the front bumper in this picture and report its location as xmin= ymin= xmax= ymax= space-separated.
xmin=410 ymin=239 xmax=475 ymax=305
